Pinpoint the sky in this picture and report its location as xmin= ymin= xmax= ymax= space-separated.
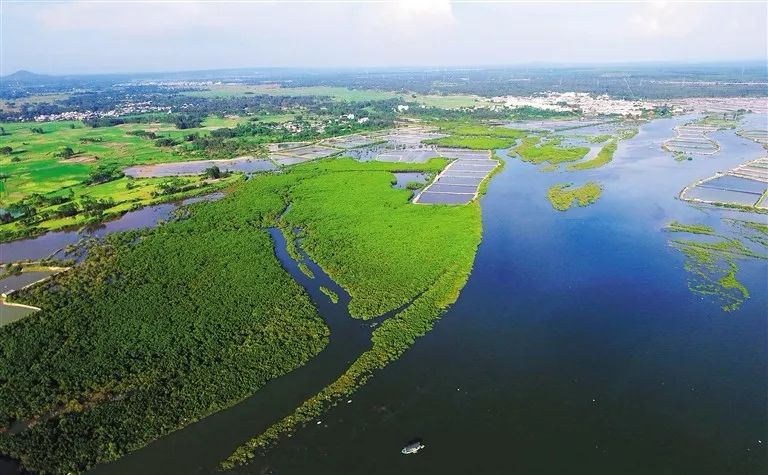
xmin=1 ymin=0 xmax=766 ymax=75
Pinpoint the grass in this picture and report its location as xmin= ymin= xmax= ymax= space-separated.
xmin=0 ymin=118 xmax=253 ymax=207
xmin=618 ymin=128 xmax=639 ymax=140
xmin=698 ymin=113 xmax=743 ymax=129
xmin=427 ymin=135 xmax=514 ymax=150
xmin=426 ymin=123 xmax=526 ymax=150
xmin=0 ymin=157 xmax=484 ymax=473
xmin=512 ymin=136 xmax=590 ymax=166
xmin=665 ymin=221 xmax=715 ymax=235
xmin=587 ymin=134 xmax=612 ymax=143
xmin=547 ymin=182 xmax=603 ymax=211
xmin=567 ymin=140 xmax=617 ymax=171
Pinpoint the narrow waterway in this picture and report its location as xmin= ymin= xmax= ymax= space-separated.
xmin=92 ymin=227 xmax=374 ymax=475
xmin=0 ymin=193 xmax=224 ymax=264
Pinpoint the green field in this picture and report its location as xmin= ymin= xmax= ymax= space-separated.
xmin=426 ymin=123 xmax=526 ymax=150
xmin=0 ymin=117 xmax=265 ymax=240
xmin=0 ymin=157 xmax=482 ymax=473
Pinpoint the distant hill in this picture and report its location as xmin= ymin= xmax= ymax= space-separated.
xmin=2 ymin=70 xmax=53 ymax=83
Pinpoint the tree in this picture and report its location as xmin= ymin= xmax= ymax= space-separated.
xmin=56 ymin=203 xmax=79 ymax=218
xmin=57 ymin=146 xmax=75 ymax=159
xmin=173 ymin=113 xmax=204 ymax=130
xmin=204 ymin=165 xmax=222 ymax=179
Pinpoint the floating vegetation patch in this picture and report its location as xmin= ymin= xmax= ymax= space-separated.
xmin=547 ymin=182 xmax=603 ymax=211
xmin=567 ymin=140 xmax=617 ymax=171
xmin=511 ymin=136 xmax=590 ymax=168
xmin=319 ymin=286 xmax=339 ymax=304
xmin=587 ymin=134 xmax=612 ymax=143
xmin=298 ymin=262 xmax=315 ymax=279
xmin=665 ymin=221 xmax=715 ymax=235
xmin=727 ymin=218 xmax=768 ymax=248
xmin=617 ymin=128 xmax=639 ymax=140
xmin=668 ymin=219 xmax=767 ymax=312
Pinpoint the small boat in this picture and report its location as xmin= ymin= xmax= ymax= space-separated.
xmin=401 ymin=440 xmax=425 ymax=455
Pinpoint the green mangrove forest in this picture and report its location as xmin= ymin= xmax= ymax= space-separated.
xmin=0 ymin=157 xmax=482 ymax=473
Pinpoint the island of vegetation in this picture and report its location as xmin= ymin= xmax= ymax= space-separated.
xmin=546 ymin=182 xmax=603 ymax=211
xmin=567 ymin=140 xmax=617 ymax=170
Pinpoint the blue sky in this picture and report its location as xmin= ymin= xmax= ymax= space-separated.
xmin=2 ymin=0 xmax=766 ymax=75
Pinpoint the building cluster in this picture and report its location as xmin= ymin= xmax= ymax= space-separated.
xmin=492 ymin=92 xmax=654 ymax=117
xmin=34 ymin=102 xmax=170 ymax=122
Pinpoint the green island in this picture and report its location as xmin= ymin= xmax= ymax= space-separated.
xmin=697 ymin=112 xmax=744 ymax=129
xmin=567 ymin=140 xmax=617 ymax=170
xmin=665 ymin=221 xmax=716 ymax=235
xmin=587 ymin=134 xmax=612 ymax=143
xmin=319 ymin=286 xmax=339 ymax=304
xmin=511 ymin=136 xmax=590 ymax=167
xmin=546 ymin=182 xmax=603 ymax=211
xmin=0 ymin=157 xmax=481 ymax=473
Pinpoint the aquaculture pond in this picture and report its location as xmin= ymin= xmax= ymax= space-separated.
xmin=164 ymin=114 xmax=762 ymax=475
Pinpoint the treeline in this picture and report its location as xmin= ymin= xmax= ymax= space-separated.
xmin=0 ymin=191 xmax=115 ymax=226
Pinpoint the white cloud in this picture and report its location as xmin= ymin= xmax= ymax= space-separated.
xmin=38 ymin=1 xmax=237 ymax=35
xmin=629 ymin=1 xmax=702 ymax=38
xmin=386 ymin=0 xmax=455 ymax=24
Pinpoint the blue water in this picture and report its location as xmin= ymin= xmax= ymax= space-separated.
xmin=239 ymin=115 xmax=768 ymax=474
